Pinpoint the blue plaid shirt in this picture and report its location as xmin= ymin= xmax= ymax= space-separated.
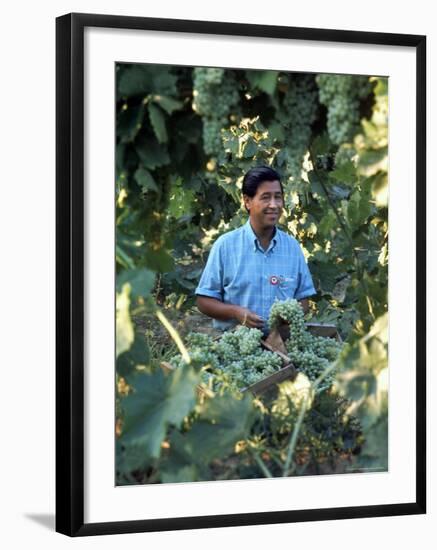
xmin=195 ymin=220 xmax=316 ymax=332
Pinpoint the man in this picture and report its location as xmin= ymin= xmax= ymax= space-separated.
xmin=195 ymin=165 xmax=316 ymax=333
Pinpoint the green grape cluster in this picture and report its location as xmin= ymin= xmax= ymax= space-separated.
xmin=269 ymin=298 xmax=342 ymax=391
xmin=192 ymin=68 xmax=240 ymax=155
xmin=316 ymin=74 xmax=373 ymax=144
xmin=169 ymin=346 xmax=219 ymax=371
xmin=202 ymin=117 xmax=226 ymax=156
xmin=169 ymin=326 xmax=283 ymax=392
xmin=269 ymin=297 xmax=306 ymax=344
xmin=185 ymin=332 xmax=214 ymax=349
xmin=214 ymin=326 xmax=282 ymax=390
xmin=279 ymin=74 xmax=318 ymax=181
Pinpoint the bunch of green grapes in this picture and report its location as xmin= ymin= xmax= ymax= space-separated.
xmin=215 ymin=349 xmax=281 ymax=390
xmin=169 ymin=346 xmax=219 ymax=371
xmin=316 ymin=74 xmax=373 ymax=144
xmin=169 ymin=326 xmax=283 ymax=392
xmin=214 ymin=326 xmax=282 ymax=389
xmin=269 ymin=297 xmax=306 ymax=344
xmin=268 ymin=298 xmax=342 ymax=392
xmin=192 ymin=68 xmax=240 ymax=155
xmin=306 ymin=334 xmax=342 ymax=362
xmin=192 ymin=68 xmax=225 ymax=114
xmin=185 ymin=332 xmax=214 ymax=349
xmin=202 ymin=117 xmax=227 ymax=156
xmin=279 ymin=74 xmax=318 ymax=181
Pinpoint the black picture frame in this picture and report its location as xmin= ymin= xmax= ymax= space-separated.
xmin=56 ymin=12 xmax=426 ymax=537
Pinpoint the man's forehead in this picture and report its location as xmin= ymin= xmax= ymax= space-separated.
xmin=256 ymin=180 xmax=282 ymax=194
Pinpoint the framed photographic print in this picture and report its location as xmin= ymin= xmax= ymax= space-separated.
xmin=56 ymin=12 xmax=426 ymax=536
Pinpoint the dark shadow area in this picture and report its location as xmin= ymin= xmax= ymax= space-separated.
xmin=25 ymin=513 xmax=55 ymax=531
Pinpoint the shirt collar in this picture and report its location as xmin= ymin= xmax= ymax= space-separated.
xmin=244 ymin=219 xmax=278 ymax=252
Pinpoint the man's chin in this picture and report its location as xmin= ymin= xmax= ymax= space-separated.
xmin=261 ymin=219 xmax=277 ymax=229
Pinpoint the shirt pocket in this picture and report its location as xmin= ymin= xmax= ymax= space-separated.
xmin=275 ymin=276 xmax=298 ymax=299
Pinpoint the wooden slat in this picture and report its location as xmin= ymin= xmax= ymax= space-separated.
xmin=261 ymin=339 xmax=290 ymax=364
xmin=264 ymin=327 xmax=288 ymax=355
xmin=242 ymin=363 xmax=297 ymax=396
xmin=306 ymin=323 xmax=342 ymax=342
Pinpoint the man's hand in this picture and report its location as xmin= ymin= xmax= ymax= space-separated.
xmin=234 ymin=306 xmax=265 ymax=329
xmin=196 ymin=296 xmax=264 ymax=329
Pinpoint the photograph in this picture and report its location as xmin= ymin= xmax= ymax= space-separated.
xmin=114 ymin=62 xmax=389 ymax=486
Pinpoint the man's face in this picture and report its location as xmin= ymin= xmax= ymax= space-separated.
xmin=244 ymin=180 xmax=284 ymax=229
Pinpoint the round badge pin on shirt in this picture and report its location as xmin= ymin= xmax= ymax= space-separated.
xmin=270 ymin=276 xmax=279 ymax=285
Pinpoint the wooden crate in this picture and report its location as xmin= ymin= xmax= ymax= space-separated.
xmin=306 ymin=322 xmax=342 ymax=342
xmin=242 ymin=323 xmax=341 ymax=397
xmin=242 ymin=363 xmax=297 ymax=397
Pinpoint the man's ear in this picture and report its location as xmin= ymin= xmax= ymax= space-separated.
xmin=243 ymin=194 xmax=251 ymax=212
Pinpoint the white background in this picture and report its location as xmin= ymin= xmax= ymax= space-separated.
xmin=0 ymin=0 xmax=434 ymax=548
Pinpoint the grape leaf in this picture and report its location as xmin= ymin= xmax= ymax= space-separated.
xmin=116 ymin=267 xmax=155 ymax=298
xmin=116 ymin=440 xmax=153 ymax=479
xmin=135 ymin=135 xmax=170 ymax=169
xmin=144 ymin=247 xmax=175 ymax=272
xmin=358 ymin=147 xmax=388 ymax=168
xmin=134 ymin=167 xmax=158 ymax=193
xmin=169 ymin=394 xmax=255 ymax=464
xmin=118 ymin=65 xmax=153 ymax=97
xmin=148 ymin=103 xmax=168 ymax=144
xmin=347 ymin=188 xmax=372 ymax=228
xmin=330 ymin=161 xmax=357 ymax=185
xmin=242 ymin=137 xmax=258 ymax=158
xmin=121 ymin=366 xmax=199 ymax=458
xmin=152 ymin=95 xmax=183 ymax=115
xmin=161 ymin=465 xmax=198 ymax=484
xmin=116 ymin=284 xmax=134 ymax=358
xmin=117 ymin=103 xmax=145 ymax=142
xmin=245 ymin=70 xmax=279 ymax=95
xmin=116 ymin=331 xmax=150 ymax=377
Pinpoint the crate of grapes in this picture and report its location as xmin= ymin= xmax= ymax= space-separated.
xmin=242 ymin=323 xmax=342 ymax=397
xmin=163 ymin=299 xmax=343 ymax=399
xmin=241 ymin=301 xmax=343 ymax=398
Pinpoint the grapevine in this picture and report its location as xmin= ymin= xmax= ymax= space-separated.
xmin=316 ymin=74 xmax=373 ymax=144
xmin=192 ymin=68 xmax=240 ymax=155
xmin=278 ymin=74 xmax=318 ymax=182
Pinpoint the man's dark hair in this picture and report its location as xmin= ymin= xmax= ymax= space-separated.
xmin=242 ymin=165 xmax=283 ymax=198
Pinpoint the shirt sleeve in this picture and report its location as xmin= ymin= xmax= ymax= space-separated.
xmin=294 ymin=245 xmax=316 ymax=301
xmin=194 ymin=238 xmax=224 ymax=301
